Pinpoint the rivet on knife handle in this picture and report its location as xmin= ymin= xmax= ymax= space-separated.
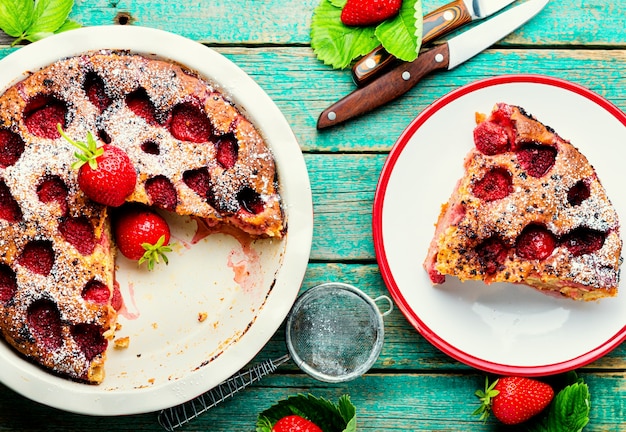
xmin=351 ymin=0 xmax=472 ymax=86
xmin=318 ymin=44 xmax=450 ymax=130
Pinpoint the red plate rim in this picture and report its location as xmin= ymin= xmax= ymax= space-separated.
xmin=372 ymin=74 xmax=626 ymax=376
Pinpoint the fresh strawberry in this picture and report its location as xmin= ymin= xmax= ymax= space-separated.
xmin=271 ymin=415 xmax=322 ymax=432
xmin=474 ymin=376 xmax=554 ymax=425
xmin=58 ymin=124 xmax=137 ymax=207
xmin=113 ymin=205 xmax=172 ymax=270
xmin=341 ymin=0 xmax=402 ymax=27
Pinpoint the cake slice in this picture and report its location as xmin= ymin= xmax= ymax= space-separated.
xmin=423 ymin=103 xmax=622 ymax=301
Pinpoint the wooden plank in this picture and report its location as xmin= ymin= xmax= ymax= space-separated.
xmin=215 ymin=48 xmax=626 ymax=153
xmin=1 ymin=46 xmax=625 ymax=152
xmin=0 ymin=371 xmax=622 ymax=430
xmin=1 ymin=0 xmax=625 ymax=47
xmin=255 ymin=263 xmax=626 ymax=372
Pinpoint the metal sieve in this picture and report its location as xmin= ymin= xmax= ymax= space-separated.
xmin=158 ymin=282 xmax=393 ymax=431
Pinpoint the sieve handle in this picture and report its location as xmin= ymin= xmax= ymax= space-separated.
xmin=157 ymin=354 xmax=291 ymax=431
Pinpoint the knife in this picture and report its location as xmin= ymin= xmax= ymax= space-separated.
xmin=317 ymin=0 xmax=548 ymax=130
xmin=352 ymin=0 xmax=516 ymax=86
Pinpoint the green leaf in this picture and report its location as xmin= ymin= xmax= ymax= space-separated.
xmin=28 ymin=0 xmax=74 ymax=35
xmin=528 ymin=381 xmax=591 ymax=432
xmin=376 ymin=0 xmax=422 ymax=62
xmin=0 ymin=0 xmax=34 ymax=37
xmin=256 ymin=394 xmax=356 ymax=432
xmin=311 ymin=0 xmax=378 ymax=69
xmin=337 ymin=395 xmax=357 ymax=432
xmin=54 ymin=18 xmax=81 ymax=33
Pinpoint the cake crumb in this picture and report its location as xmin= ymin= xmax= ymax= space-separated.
xmin=114 ymin=336 xmax=130 ymax=349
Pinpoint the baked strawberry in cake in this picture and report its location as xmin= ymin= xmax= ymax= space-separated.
xmin=423 ymin=103 xmax=621 ymax=301
xmin=0 ymin=50 xmax=285 ymax=383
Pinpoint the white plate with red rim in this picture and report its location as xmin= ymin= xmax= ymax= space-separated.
xmin=373 ymin=75 xmax=626 ymax=376
xmin=0 ymin=26 xmax=313 ymax=415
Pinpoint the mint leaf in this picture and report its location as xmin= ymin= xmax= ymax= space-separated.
xmin=528 ymin=381 xmax=591 ymax=432
xmin=376 ymin=0 xmax=422 ymax=62
xmin=337 ymin=395 xmax=357 ymax=432
xmin=0 ymin=0 xmax=78 ymax=45
xmin=0 ymin=0 xmax=34 ymax=37
xmin=256 ymin=393 xmax=356 ymax=432
xmin=29 ymin=0 xmax=73 ymax=35
xmin=55 ymin=18 xmax=81 ymax=33
xmin=311 ymin=0 xmax=423 ymax=69
xmin=311 ymin=0 xmax=378 ymax=69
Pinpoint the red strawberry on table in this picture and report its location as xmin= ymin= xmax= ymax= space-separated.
xmin=271 ymin=414 xmax=322 ymax=432
xmin=341 ymin=0 xmax=403 ymax=27
xmin=474 ymin=376 xmax=554 ymax=425
xmin=113 ymin=205 xmax=172 ymax=270
xmin=57 ymin=124 xmax=136 ymax=207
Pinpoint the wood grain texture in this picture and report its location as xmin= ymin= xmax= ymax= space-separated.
xmin=0 ymin=0 xmax=624 ymax=430
xmin=1 ymin=0 xmax=624 ymax=46
xmin=0 ymin=371 xmax=623 ymax=431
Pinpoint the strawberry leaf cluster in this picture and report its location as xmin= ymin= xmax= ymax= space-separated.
xmin=0 ymin=0 xmax=80 ymax=46
xmin=527 ymin=374 xmax=591 ymax=432
xmin=311 ymin=0 xmax=423 ymax=69
xmin=257 ymin=393 xmax=356 ymax=432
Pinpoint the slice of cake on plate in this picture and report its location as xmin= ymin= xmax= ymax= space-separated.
xmin=423 ymin=103 xmax=621 ymax=301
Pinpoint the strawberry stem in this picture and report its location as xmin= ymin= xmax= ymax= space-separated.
xmin=473 ymin=377 xmax=500 ymax=422
xmin=138 ymin=235 xmax=173 ymax=271
xmin=56 ymin=123 xmax=104 ymax=170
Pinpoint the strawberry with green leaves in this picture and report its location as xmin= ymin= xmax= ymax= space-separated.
xmin=58 ymin=124 xmax=136 ymax=207
xmin=113 ymin=205 xmax=172 ymax=270
xmin=270 ymin=414 xmax=322 ymax=432
xmin=257 ymin=394 xmax=356 ymax=432
xmin=474 ymin=376 xmax=554 ymax=425
xmin=341 ymin=0 xmax=402 ymax=27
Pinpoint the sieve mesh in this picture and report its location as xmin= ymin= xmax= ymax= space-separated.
xmin=286 ymin=283 xmax=385 ymax=382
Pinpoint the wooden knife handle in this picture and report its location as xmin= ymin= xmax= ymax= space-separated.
xmin=351 ymin=0 xmax=471 ymax=86
xmin=319 ymin=44 xmax=450 ymax=129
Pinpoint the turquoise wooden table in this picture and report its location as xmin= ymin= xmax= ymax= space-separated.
xmin=0 ymin=0 xmax=624 ymax=430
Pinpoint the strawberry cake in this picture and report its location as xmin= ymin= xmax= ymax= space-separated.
xmin=423 ymin=103 xmax=621 ymax=301
xmin=0 ymin=50 xmax=285 ymax=383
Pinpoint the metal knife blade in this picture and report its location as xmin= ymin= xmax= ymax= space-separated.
xmin=317 ymin=0 xmax=548 ymax=130
xmin=352 ymin=0 xmax=516 ymax=86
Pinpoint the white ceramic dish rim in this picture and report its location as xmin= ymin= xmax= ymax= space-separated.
xmin=373 ymin=75 xmax=626 ymax=376
xmin=0 ymin=25 xmax=313 ymax=415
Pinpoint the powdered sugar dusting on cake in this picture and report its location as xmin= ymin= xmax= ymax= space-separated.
xmin=0 ymin=50 xmax=285 ymax=383
xmin=425 ymin=103 xmax=621 ymax=301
